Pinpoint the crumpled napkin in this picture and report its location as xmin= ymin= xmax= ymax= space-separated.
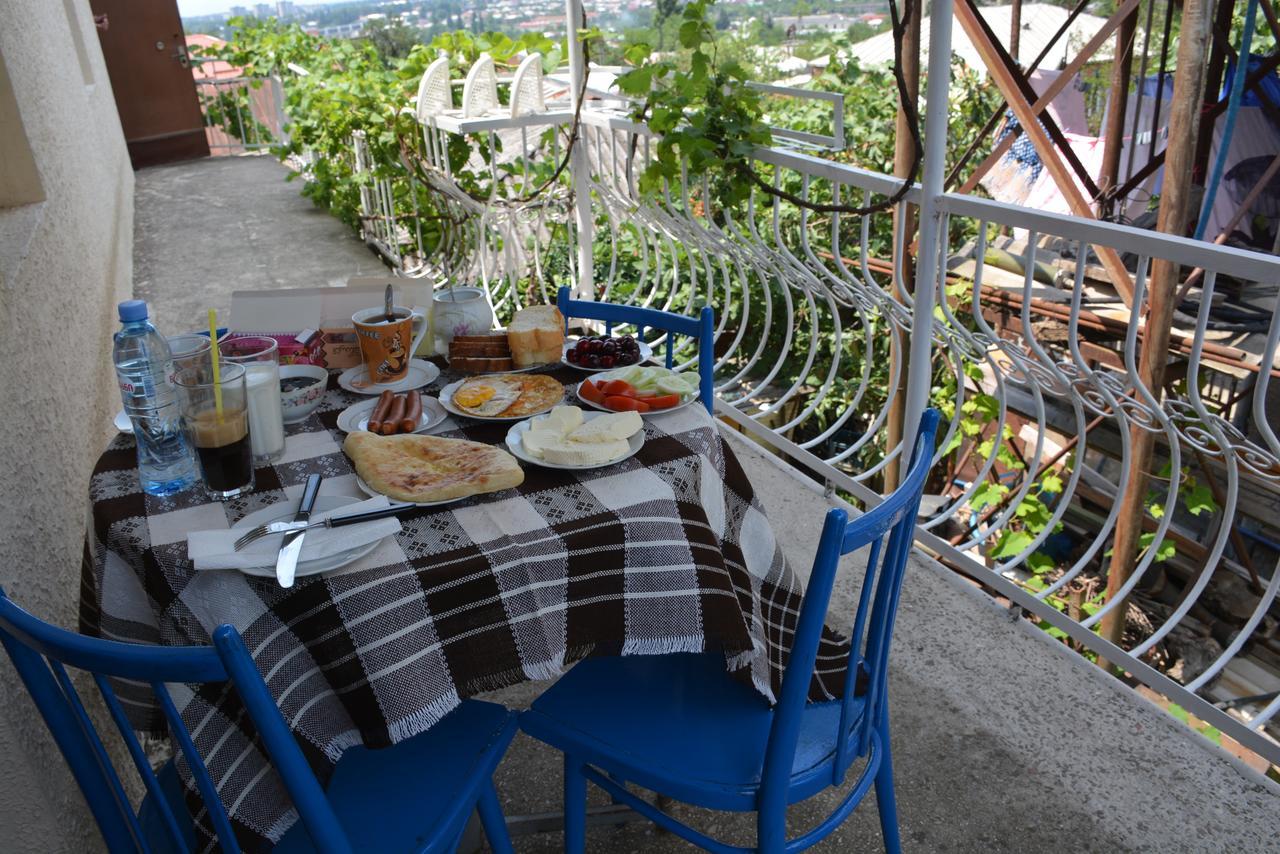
xmin=187 ymin=496 xmax=401 ymax=572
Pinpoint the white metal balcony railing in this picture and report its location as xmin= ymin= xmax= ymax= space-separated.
xmin=194 ymin=73 xmax=288 ymax=155
xmin=322 ymin=15 xmax=1280 ymax=767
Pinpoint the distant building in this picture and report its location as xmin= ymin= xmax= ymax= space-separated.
xmin=230 ymin=5 xmax=249 ymax=16
xmin=254 ymin=3 xmax=272 ymax=18
xmin=276 ymin=1 xmax=296 ymax=18
xmin=772 ymin=13 xmax=858 ymax=34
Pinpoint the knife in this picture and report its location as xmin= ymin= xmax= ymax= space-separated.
xmin=259 ymin=504 xmax=414 ymax=537
xmin=275 ymin=474 xmax=322 ymax=588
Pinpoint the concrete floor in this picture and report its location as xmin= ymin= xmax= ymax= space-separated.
xmin=134 ymin=156 xmax=1280 ymax=852
xmin=133 ymin=154 xmax=383 ymax=335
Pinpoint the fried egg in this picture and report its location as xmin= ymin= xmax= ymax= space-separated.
xmin=454 ymin=376 xmax=522 ymax=417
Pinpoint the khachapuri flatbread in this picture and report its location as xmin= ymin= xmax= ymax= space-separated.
xmin=344 ymin=431 xmax=524 ymax=503
xmin=452 ymin=373 xmax=564 ymax=418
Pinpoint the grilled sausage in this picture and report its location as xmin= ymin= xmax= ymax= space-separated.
xmin=382 ymin=394 xmax=407 ymax=435
xmin=400 ymin=390 xmax=421 ymax=432
xmin=367 ymin=390 xmax=394 ymax=433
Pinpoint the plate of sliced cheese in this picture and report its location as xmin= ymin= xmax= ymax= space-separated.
xmin=506 ymin=405 xmax=645 ymax=470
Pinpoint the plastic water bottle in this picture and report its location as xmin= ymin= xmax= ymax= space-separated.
xmin=113 ymin=300 xmax=197 ymax=496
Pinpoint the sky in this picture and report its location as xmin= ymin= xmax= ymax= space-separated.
xmin=178 ymin=0 xmax=352 ymax=18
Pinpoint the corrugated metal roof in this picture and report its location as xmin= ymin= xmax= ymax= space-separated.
xmin=847 ymin=3 xmax=1119 ymax=75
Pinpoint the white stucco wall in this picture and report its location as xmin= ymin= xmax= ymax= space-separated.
xmin=0 ymin=1 xmax=133 ymax=850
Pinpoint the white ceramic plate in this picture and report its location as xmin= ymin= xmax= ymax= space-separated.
xmin=505 ymin=412 xmax=645 ymax=470
xmin=438 ymin=377 xmax=564 ymax=422
xmin=354 ymin=476 xmax=470 ymax=508
xmin=338 ymin=359 xmax=441 ymax=395
xmin=230 ymin=496 xmax=385 ymax=578
xmin=561 ymin=338 xmax=654 ymax=372
xmin=114 ymin=410 xmax=131 ymax=433
xmin=575 ymin=369 xmax=701 ymax=418
xmin=336 ymin=396 xmax=447 ymax=434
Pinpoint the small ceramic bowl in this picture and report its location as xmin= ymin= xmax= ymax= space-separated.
xmin=278 ymin=364 xmax=328 ymax=423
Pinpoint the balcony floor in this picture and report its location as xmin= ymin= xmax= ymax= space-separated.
xmin=134 ymin=155 xmax=1279 ymax=852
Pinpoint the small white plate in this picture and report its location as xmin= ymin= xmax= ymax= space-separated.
xmin=338 ymin=359 xmax=441 ymax=395
xmin=438 ymin=378 xmax=563 ymax=422
xmin=336 ymin=396 xmax=448 ymax=434
xmin=505 ymin=412 xmax=645 ymax=470
xmin=561 ymin=338 xmax=654 ymax=372
xmin=575 ymin=369 xmax=701 ymax=418
xmin=230 ymin=496 xmax=385 ymax=578
xmin=354 ymin=476 xmax=470 ymax=508
xmin=114 ymin=410 xmax=131 ymax=433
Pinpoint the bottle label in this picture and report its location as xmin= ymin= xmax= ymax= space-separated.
xmin=163 ymin=359 xmax=177 ymax=387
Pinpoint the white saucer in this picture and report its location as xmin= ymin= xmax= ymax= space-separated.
xmin=230 ymin=496 xmax=385 ymax=578
xmin=114 ymin=410 xmax=131 ymax=433
xmin=338 ymin=359 xmax=440 ymax=395
xmin=336 ymin=396 xmax=448 ymax=434
xmin=505 ymin=412 xmax=645 ymax=470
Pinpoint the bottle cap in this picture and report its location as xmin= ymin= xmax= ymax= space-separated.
xmin=118 ymin=300 xmax=149 ymax=322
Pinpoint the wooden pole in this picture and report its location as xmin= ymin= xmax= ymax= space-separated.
xmin=1098 ymin=0 xmax=1213 ymax=664
xmin=885 ymin=0 xmax=922 ymax=492
xmin=1099 ymin=1 xmax=1139 ymax=219
xmin=1193 ymin=0 xmax=1239 ymax=185
xmin=1011 ymin=0 xmax=1023 ymax=62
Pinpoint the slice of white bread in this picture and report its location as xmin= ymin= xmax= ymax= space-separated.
xmin=567 ymin=411 xmax=643 ymax=443
xmin=508 ymin=305 xmax=565 ymax=368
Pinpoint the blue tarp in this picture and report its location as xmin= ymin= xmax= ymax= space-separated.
xmin=1221 ymin=53 xmax=1280 ymax=111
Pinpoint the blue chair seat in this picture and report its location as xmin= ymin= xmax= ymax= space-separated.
xmin=522 ymin=653 xmax=866 ymax=811
xmin=138 ymin=699 xmax=515 ymax=853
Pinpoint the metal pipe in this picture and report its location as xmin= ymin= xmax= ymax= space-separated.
xmin=565 ymin=0 xmax=593 ymax=298
xmin=905 ymin=0 xmax=953 ymax=441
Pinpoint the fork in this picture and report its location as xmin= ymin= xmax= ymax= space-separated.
xmin=233 ymin=504 xmax=413 ymax=551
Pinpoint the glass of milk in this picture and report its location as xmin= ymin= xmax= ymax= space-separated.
xmin=218 ymin=336 xmax=286 ymax=464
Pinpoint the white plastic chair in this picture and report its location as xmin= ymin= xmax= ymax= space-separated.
xmin=461 ymin=53 xmax=500 ymax=117
xmin=509 ymin=53 xmax=546 ymax=118
xmin=415 ymin=56 xmax=453 ymax=121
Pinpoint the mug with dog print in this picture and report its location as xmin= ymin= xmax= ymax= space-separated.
xmin=351 ymin=305 xmax=429 ymax=384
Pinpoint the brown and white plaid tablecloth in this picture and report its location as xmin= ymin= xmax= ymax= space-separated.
xmin=80 ymin=366 xmax=848 ymax=851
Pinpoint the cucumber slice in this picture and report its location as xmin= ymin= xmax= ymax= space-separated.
xmin=658 ymin=375 xmax=694 ymax=395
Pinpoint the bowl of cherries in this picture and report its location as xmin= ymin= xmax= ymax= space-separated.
xmin=563 ymin=335 xmax=652 ymax=371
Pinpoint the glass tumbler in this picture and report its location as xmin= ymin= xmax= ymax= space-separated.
xmin=174 ymin=362 xmax=255 ymax=501
xmin=219 ymin=336 xmax=286 ymax=464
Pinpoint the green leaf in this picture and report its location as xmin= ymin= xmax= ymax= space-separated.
xmin=1183 ymin=483 xmax=1216 ymax=516
xmin=990 ymin=530 xmax=1034 ymax=560
xmin=1026 ymin=552 xmax=1055 ymax=575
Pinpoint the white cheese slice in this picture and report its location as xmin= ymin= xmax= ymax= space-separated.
xmin=537 ymin=405 xmax=584 ymax=436
xmin=568 ymin=411 xmax=643 ymax=443
xmin=521 ymin=429 xmax=562 ymax=459
xmin=542 ymin=437 xmax=630 ymax=466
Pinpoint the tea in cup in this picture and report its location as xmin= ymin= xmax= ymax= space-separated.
xmin=352 ymin=305 xmax=428 ymax=384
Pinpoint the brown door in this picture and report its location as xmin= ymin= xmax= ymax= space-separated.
xmin=90 ymin=0 xmax=209 ymax=168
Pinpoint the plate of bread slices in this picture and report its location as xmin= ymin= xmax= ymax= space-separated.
xmin=448 ymin=305 xmax=566 ymax=373
xmin=505 ymin=405 xmax=645 ymax=470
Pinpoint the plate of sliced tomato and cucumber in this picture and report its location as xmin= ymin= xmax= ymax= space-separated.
xmin=576 ymin=365 xmax=700 ymax=415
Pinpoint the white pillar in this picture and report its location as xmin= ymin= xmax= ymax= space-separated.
xmin=565 ymin=0 xmax=594 ymax=298
xmin=904 ymin=0 xmax=953 ymax=447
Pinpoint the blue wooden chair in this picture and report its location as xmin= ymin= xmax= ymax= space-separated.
xmin=556 ymin=285 xmax=716 ymax=415
xmin=0 ymin=592 xmax=517 ymax=854
xmin=521 ymin=409 xmax=942 ymax=853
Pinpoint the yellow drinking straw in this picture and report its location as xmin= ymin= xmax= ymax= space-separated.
xmin=208 ymin=309 xmax=224 ymax=421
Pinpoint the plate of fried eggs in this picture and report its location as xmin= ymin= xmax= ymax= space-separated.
xmin=438 ymin=374 xmax=562 ymax=421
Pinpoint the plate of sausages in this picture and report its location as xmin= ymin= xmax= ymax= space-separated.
xmin=336 ymin=390 xmax=448 ymax=435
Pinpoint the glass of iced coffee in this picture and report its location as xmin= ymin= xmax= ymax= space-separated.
xmin=174 ymin=362 xmax=255 ymax=500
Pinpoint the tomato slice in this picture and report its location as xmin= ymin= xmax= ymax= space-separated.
xmin=601 ymin=379 xmax=637 ymax=397
xmin=643 ymin=393 xmax=681 ymax=409
xmin=604 ymin=395 xmax=650 ymax=412
xmin=578 ymin=380 xmax=605 ymax=403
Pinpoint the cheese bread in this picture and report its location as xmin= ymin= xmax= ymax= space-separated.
xmin=344 ymin=432 xmax=523 ymax=503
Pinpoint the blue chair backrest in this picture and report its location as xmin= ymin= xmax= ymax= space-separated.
xmin=556 ymin=286 xmax=716 ymax=415
xmin=758 ymin=409 xmax=941 ymax=823
xmin=0 ymin=592 xmax=352 ymax=854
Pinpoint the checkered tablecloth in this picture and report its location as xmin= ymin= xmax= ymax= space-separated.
xmin=80 ymin=366 xmax=848 ymax=851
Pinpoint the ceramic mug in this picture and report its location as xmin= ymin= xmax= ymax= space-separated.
xmin=432 ymin=287 xmax=495 ymax=352
xmin=352 ymin=305 xmax=429 ymax=384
